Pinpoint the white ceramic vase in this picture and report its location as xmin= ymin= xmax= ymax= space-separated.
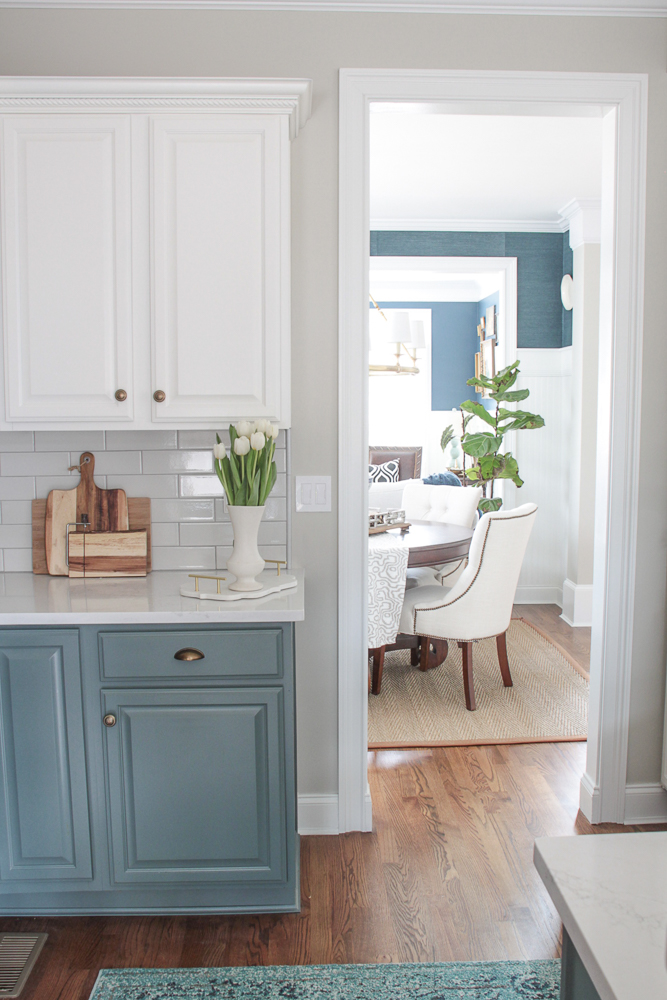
xmin=227 ymin=505 xmax=266 ymax=591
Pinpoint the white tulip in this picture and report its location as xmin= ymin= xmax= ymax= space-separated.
xmin=233 ymin=435 xmax=250 ymax=456
xmin=213 ymin=441 xmax=226 ymax=460
xmin=270 ymin=423 xmax=280 ymax=439
xmin=250 ymin=431 xmax=266 ymax=451
xmin=235 ymin=420 xmax=254 ymax=438
xmin=255 ymin=418 xmax=271 ymax=435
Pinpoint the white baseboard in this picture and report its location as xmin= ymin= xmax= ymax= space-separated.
xmin=624 ymin=783 xmax=667 ymax=824
xmin=297 ymin=793 xmax=339 ymax=835
xmin=561 ymin=579 xmax=593 ymax=627
xmin=514 ymin=585 xmax=563 ymax=606
xmin=579 ymin=771 xmax=600 ymax=824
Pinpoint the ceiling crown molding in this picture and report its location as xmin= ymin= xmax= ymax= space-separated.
xmin=0 ymin=0 xmax=665 ymax=14
xmin=559 ymin=198 xmax=601 ymax=247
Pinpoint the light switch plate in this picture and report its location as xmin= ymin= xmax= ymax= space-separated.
xmin=296 ymin=476 xmax=331 ymax=512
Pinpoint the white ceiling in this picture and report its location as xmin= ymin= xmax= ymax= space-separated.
xmin=370 ymin=111 xmax=603 ymax=230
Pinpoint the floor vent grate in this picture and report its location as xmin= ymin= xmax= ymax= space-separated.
xmin=0 ymin=934 xmax=47 ymax=998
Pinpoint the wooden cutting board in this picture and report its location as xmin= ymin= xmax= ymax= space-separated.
xmin=33 ymin=497 xmax=152 ymax=574
xmin=43 ymin=453 xmax=130 ymax=575
xmin=68 ymin=530 xmax=148 ymax=578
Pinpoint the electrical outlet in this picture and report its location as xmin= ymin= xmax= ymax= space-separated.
xmin=296 ymin=476 xmax=331 ymax=512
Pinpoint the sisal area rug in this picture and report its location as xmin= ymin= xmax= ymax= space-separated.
xmin=89 ymin=960 xmax=560 ymax=999
xmin=368 ymin=618 xmax=588 ymax=748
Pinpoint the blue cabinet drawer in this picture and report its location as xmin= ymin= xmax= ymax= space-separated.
xmin=98 ymin=628 xmax=283 ymax=680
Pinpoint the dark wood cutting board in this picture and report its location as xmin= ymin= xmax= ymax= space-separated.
xmin=74 ymin=452 xmax=128 ymax=533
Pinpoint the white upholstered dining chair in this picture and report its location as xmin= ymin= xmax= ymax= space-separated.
xmin=402 ymin=480 xmax=483 ymax=589
xmin=398 ymin=503 xmax=537 ymax=710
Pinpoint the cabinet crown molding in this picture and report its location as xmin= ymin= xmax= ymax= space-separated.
xmin=0 ymin=76 xmax=313 ymax=138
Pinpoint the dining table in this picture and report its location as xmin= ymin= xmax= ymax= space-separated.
xmin=373 ymin=519 xmax=475 ymax=568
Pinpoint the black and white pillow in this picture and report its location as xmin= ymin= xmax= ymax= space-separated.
xmin=368 ymin=460 xmax=400 ymax=484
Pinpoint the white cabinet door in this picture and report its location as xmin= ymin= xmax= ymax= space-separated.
xmin=150 ymin=115 xmax=289 ymax=425
xmin=0 ymin=115 xmax=134 ymax=423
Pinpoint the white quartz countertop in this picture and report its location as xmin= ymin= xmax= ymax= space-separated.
xmin=534 ymin=832 xmax=667 ymax=1000
xmin=0 ymin=571 xmax=305 ymax=624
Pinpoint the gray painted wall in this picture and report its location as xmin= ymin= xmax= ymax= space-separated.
xmin=0 ymin=9 xmax=664 ymax=794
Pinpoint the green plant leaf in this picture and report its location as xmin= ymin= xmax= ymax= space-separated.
xmin=500 ymin=412 xmax=545 ymax=431
xmin=490 ymin=388 xmax=531 ymax=402
xmin=466 ymin=375 xmax=494 ymax=390
xmin=465 ymin=467 xmax=479 ymax=480
xmin=440 ymin=425 xmax=455 ymax=452
xmin=478 ymin=496 xmax=503 ymax=513
xmin=461 ymin=432 xmax=503 ymax=457
xmin=460 ymin=400 xmax=496 ymax=426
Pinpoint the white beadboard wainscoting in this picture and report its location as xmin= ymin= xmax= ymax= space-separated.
xmin=0 ymin=429 xmax=289 ymax=572
xmin=509 ymin=347 xmax=572 ymax=606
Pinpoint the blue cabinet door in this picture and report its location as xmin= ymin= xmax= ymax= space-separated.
xmin=103 ymin=687 xmax=287 ymax=885
xmin=0 ymin=630 xmax=92 ymax=883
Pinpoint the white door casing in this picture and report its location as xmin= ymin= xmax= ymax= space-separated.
xmin=1 ymin=114 xmax=134 ymax=422
xmin=339 ymin=70 xmax=647 ymax=832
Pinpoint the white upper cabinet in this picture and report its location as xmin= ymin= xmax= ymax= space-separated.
xmin=0 ymin=78 xmax=311 ymax=429
xmin=1 ymin=115 xmax=134 ymax=423
xmin=150 ymin=115 xmax=288 ymax=424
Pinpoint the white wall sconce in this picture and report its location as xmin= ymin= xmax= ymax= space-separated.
xmin=561 ymin=274 xmax=574 ymax=311
xmin=369 ymin=302 xmax=425 ymax=375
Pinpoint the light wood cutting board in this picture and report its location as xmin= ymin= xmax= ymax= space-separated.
xmin=33 ymin=497 xmax=152 ymax=575
xmin=44 ymin=452 xmax=129 ymax=576
xmin=68 ymin=530 xmax=148 ymax=578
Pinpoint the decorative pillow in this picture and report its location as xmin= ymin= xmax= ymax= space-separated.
xmin=368 ymin=460 xmax=400 ymax=484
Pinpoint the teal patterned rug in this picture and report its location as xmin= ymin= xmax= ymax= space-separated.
xmin=89 ymin=960 xmax=560 ymax=999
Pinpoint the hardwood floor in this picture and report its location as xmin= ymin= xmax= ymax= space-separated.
xmin=3 ymin=608 xmax=663 ymax=999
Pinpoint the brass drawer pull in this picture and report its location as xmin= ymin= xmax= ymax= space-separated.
xmin=103 ymin=714 xmax=117 ymax=727
xmin=174 ymin=647 xmax=205 ymax=662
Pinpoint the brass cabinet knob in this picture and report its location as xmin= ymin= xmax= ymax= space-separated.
xmin=174 ymin=647 xmax=205 ymax=662
xmin=153 ymin=390 xmax=166 ymax=403
xmin=114 ymin=389 xmax=127 ymax=402
xmin=103 ymin=714 xmax=117 ymax=728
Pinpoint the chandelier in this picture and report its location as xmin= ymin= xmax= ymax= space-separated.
xmin=369 ymin=298 xmax=426 ymax=376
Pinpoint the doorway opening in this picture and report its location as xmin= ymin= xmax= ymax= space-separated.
xmin=339 ymin=70 xmax=647 ymax=833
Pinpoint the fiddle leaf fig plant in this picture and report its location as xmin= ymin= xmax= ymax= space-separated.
xmin=461 ymin=360 xmax=544 ymax=513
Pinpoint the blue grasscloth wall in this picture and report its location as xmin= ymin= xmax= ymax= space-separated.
xmin=370 ymin=231 xmax=573 ymax=349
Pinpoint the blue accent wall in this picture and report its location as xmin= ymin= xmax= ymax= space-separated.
xmin=371 ymin=231 xmax=572 ymax=349
xmin=376 ymin=300 xmax=488 ymax=412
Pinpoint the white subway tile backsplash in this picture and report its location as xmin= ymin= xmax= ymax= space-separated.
xmin=0 ymin=429 xmax=289 ymax=571
xmin=0 ymin=524 xmax=32 ymax=548
xmin=150 ymin=522 xmax=180 ymax=547
xmin=80 ymin=451 xmax=142 ymax=475
xmin=178 ymin=429 xmax=228 ymax=449
xmin=179 ymin=521 xmax=234 ymax=546
xmin=143 ymin=450 xmax=213 ymax=474
xmin=152 ymin=499 xmax=215 ymax=522
xmin=3 ymin=549 xmax=32 ymax=572
xmin=36 ymin=431 xmax=105 ymax=452
xmin=0 ymin=501 xmax=32 ymax=524
xmin=179 ymin=475 xmax=224 ymax=498
xmin=105 ymin=475 xmax=178 ymax=498
xmin=106 ymin=430 xmax=178 ymax=450
xmin=0 ymin=478 xmax=35 ymax=501
xmin=2 ymin=452 xmax=70 ymax=477
xmin=151 ymin=546 xmax=216 ymax=571
xmin=0 ymin=432 xmax=34 ymax=453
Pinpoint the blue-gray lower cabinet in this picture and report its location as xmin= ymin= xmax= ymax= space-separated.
xmin=0 ymin=623 xmax=298 ymax=915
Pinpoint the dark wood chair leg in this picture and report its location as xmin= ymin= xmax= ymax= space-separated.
xmin=419 ymin=638 xmax=449 ymax=672
xmin=496 ymin=631 xmax=513 ymax=687
xmin=370 ymin=646 xmax=386 ymax=694
xmin=458 ymin=641 xmax=476 ymax=711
